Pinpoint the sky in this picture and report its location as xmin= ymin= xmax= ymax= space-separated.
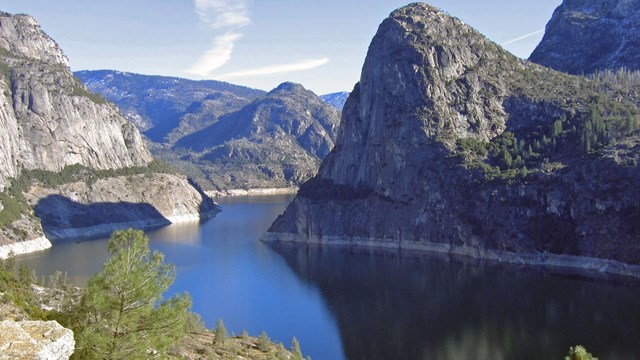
xmin=0 ymin=0 xmax=562 ymax=95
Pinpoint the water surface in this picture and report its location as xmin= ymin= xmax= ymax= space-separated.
xmin=16 ymin=195 xmax=640 ymax=360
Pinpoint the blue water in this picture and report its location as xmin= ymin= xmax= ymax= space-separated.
xmin=16 ymin=195 xmax=640 ymax=360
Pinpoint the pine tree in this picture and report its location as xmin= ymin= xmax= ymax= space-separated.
xmin=214 ymin=318 xmax=227 ymax=346
xmin=71 ymin=229 xmax=191 ymax=359
xmin=291 ymin=336 xmax=303 ymax=360
xmin=258 ymin=331 xmax=271 ymax=352
xmin=565 ymin=345 xmax=598 ymax=360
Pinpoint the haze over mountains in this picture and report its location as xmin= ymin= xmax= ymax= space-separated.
xmin=264 ymin=2 xmax=640 ymax=276
xmin=77 ymin=71 xmax=342 ymax=193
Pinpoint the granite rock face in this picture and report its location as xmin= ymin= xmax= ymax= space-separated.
xmin=264 ymin=3 xmax=640 ymax=275
xmin=25 ymin=173 xmax=218 ymax=241
xmin=530 ymin=0 xmax=640 ymax=74
xmin=0 ymin=13 xmax=152 ymax=190
xmin=0 ymin=12 xmax=218 ymax=252
xmin=0 ymin=320 xmax=75 ymax=360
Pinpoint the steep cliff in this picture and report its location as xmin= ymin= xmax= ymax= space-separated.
xmin=0 ymin=13 xmax=152 ymax=190
xmin=0 ymin=12 xmax=217 ymax=253
xmin=264 ymin=4 xmax=640 ymax=276
xmin=530 ymin=0 xmax=640 ymax=74
xmin=174 ymin=82 xmax=341 ymax=192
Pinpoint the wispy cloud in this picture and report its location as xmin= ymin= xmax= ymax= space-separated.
xmin=187 ymin=32 xmax=243 ymax=77
xmin=502 ymin=29 xmax=545 ymax=46
xmin=187 ymin=0 xmax=249 ymax=76
xmin=216 ymin=58 xmax=331 ymax=79
xmin=195 ymin=0 xmax=250 ymax=29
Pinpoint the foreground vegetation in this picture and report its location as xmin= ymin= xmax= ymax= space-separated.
xmin=0 ymin=229 xmax=308 ymax=359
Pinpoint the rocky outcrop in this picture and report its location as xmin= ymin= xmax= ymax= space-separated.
xmin=0 ymin=320 xmax=74 ymax=360
xmin=174 ymin=82 xmax=341 ymax=191
xmin=264 ymin=4 xmax=640 ymax=277
xmin=0 ymin=237 xmax=50 ymax=258
xmin=0 ymin=13 xmax=152 ymax=190
xmin=530 ymin=0 xmax=640 ymax=74
xmin=24 ymin=173 xmax=218 ymax=241
xmin=0 ymin=13 xmax=68 ymax=66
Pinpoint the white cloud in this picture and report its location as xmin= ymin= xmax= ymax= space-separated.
xmin=217 ymin=58 xmax=331 ymax=79
xmin=188 ymin=0 xmax=249 ymax=76
xmin=187 ymin=32 xmax=243 ymax=76
xmin=195 ymin=0 xmax=250 ymax=29
xmin=502 ymin=29 xmax=545 ymax=46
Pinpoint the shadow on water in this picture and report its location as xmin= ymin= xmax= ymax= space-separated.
xmin=269 ymin=242 xmax=640 ymax=360
xmin=34 ymin=194 xmax=170 ymax=241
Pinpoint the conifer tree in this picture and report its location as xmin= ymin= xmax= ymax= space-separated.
xmin=214 ymin=318 xmax=227 ymax=346
xmin=71 ymin=229 xmax=191 ymax=359
xmin=291 ymin=336 xmax=303 ymax=360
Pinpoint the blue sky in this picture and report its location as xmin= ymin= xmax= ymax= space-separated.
xmin=0 ymin=0 xmax=561 ymax=94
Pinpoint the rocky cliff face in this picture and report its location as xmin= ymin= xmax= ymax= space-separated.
xmin=264 ymin=4 xmax=640 ymax=276
xmin=530 ymin=0 xmax=640 ymax=74
xmin=173 ymin=82 xmax=341 ymax=191
xmin=25 ymin=173 xmax=217 ymax=240
xmin=0 ymin=12 xmax=218 ymax=252
xmin=0 ymin=13 xmax=152 ymax=190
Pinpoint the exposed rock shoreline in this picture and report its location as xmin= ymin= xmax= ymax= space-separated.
xmin=206 ymin=187 xmax=298 ymax=198
xmin=0 ymin=237 xmax=51 ymax=258
xmin=0 ymin=208 xmax=218 ymax=258
xmin=262 ymin=233 xmax=640 ymax=279
xmin=42 ymin=208 xmax=219 ymax=243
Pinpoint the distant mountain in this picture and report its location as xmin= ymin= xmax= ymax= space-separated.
xmin=265 ymin=3 xmax=640 ymax=276
xmin=320 ymin=91 xmax=350 ymax=110
xmin=173 ymin=82 xmax=341 ymax=192
xmin=530 ymin=0 xmax=640 ymax=74
xmin=74 ymin=70 xmax=266 ymax=143
xmin=0 ymin=12 xmax=216 ymax=254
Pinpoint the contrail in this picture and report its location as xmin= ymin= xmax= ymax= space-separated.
xmin=502 ymin=29 xmax=545 ymax=45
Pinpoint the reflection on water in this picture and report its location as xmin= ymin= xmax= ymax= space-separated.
xmin=271 ymin=243 xmax=640 ymax=360
xmin=14 ymin=194 xmax=640 ymax=360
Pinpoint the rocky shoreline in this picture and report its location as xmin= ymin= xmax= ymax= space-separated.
xmin=206 ymin=187 xmax=298 ymax=198
xmin=0 ymin=236 xmax=51 ymax=258
xmin=262 ymin=233 xmax=640 ymax=280
xmin=0 ymin=209 xmax=219 ymax=258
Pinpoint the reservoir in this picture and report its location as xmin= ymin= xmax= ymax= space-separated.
xmin=16 ymin=195 xmax=640 ymax=359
